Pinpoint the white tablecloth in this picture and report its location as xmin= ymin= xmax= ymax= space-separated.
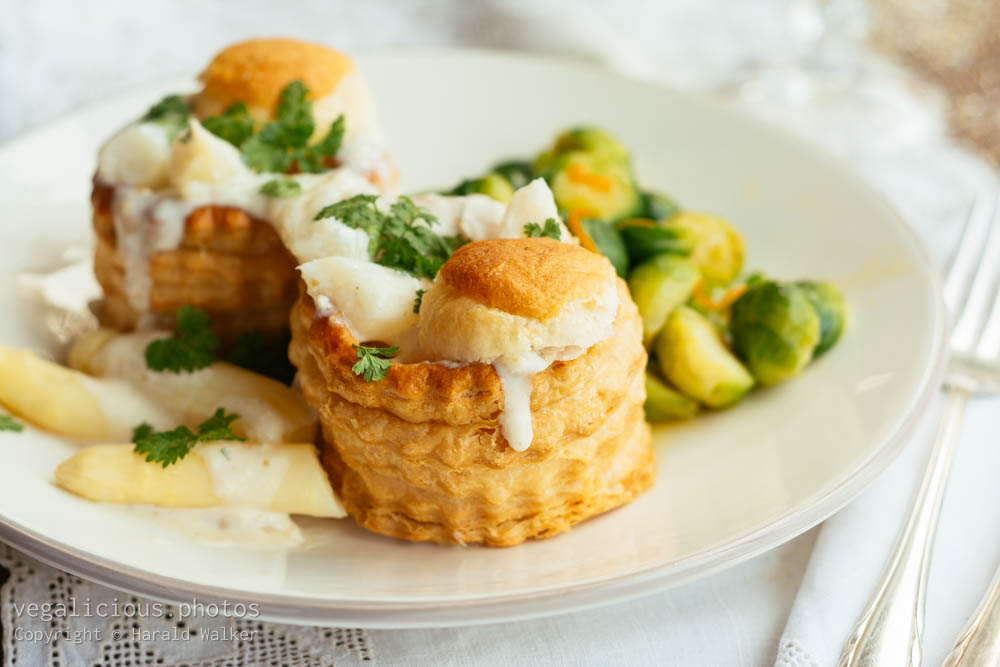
xmin=2 ymin=1 xmax=998 ymax=665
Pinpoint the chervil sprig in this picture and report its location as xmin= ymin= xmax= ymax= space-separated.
xmin=141 ymin=95 xmax=191 ymax=140
xmin=132 ymin=408 xmax=244 ymax=468
xmin=0 ymin=415 xmax=23 ymax=433
xmin=524 ymin=218 xmax=562 ymax=240
xmin=260 ymin=178 xmax=302 ymax=198
xmin=202 ymin=80 xmax=345 ymax=174
xmin=314 ymin=194 xmax=467 ymax=279
xmin=351 ymin=344 xmax=398 ymax=382
xmin=144 ymin=306 xmax=221 ymax=373
xmin=202 ymin=101 xmax=255 ymax=147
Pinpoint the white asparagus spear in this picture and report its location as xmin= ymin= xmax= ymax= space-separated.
xmin=0 ymin=344 xmax=174 ymax=440
xmin=67 ymin=329 xmax=316 ymax=443
xmin=55 ymin=442 xmax=345 ymax=518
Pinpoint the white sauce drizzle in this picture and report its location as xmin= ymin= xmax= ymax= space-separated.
xmin=199 ymin=443 xmax=291 ymax=508
xmin=492 ymin=355 xmax=549 ymax=452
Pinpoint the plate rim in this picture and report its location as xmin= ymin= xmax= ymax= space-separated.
xmin=0 ymin=47 xmax=949 ymax=627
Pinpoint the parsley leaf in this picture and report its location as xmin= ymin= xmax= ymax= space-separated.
xmin=524 ymin=218 xmax=562 ymax=240
xmin=260 ymin=178 xmax=302 ymax=198
xmin=351 ymin=344 xmax=398 ymax=382
xmin=141 ymin=94 xmax=191 ymax=140
xmin=413 ymin=289 xmax=426 ymax=314
xmin=132 ymin=408 xmax=245 ymax=468
xmin=315 ymin=195 xmax=468 ymax=279
xmin=226 ymin=330 xmax=297 ymax=385
xmin=201 ymin=101 xmax=255 ymax=147
xmin=202 ymin=80 xmax=346 ymax=174
xmin=132 ymin=422 xmax=154 ymax=441
xmin=145 ymin=306 xmax=221 ymax=373
xmin=0 ymin=415 xmax=23 ymax=433
xmin=195 ymin=408 xmax=242 ymax=441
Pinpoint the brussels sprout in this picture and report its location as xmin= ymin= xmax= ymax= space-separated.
xmin=446 ymin=172 xmax=515 ymax=202
xmin=644 ymin=370 xmax=699 ymax=421
xmin=552 ymin=126 xmax=630 ymax=161
xmin=665 ymin=212 xmax=745 ymax=286
xmin=628 ymin=254 xmax=701 ymax=344
xmin=491 ymin=160 xmax=534 ymax=190
xmin=729 ymin=281 xmax=821 ymax=385
xmin=544 ymin=151 xmax=642 ymax=222
xmin=796 ymin=280 xmax=846 ymax=355
xmin=581 ymin=219 xmax=629 ymax=277
xmin=655 ymin=306 xmax=755 ymax=407
xmin=616 ymin=218 xmax=694 ymax=265
xmin=640 ymin=190 xmax=682 ymax=222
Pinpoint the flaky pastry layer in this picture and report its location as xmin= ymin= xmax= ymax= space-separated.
xmin=290 ymin=279 xmax=654 ymax=546
xmin=92 ymin=182 xmax=299 ymax=341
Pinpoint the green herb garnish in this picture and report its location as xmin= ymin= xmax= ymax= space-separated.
xmin=0 ymin=415 xmax=24 ymax=433
xmin=315 ymin=195 xmax=467 ymax=279
xmin=201 ymin=80 xmax=345 ymax=174
xmin=201 ymin=101 xmax=255 ymax=147
xmin=145 ymin=306 xmax=221 ymax=373
xmin=413 ymin=289 xmax=426 ymax=314
xmin=132 ymin=408 xmax=244 ymax=468
xmin=259 ymin=178 xmax=302 ymax=198
xmin=141 ymin=95 xmax=191 ymax=140
xmin=524 ymin=218 xmax=562 ymax=240
xmin=351 ymin=344 xmax=398 ymax=382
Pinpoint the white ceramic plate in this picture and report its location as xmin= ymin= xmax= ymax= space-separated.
xmin=0 ymin=49 xmax=945 ymax=627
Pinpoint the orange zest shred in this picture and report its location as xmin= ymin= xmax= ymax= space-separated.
xmin=566 ymin=208 xmax=600 ymax=253
xmin=566 ymin=162 xmax=613 ymax=192
xmin=691 ymin=280 xmax=747 ymax=311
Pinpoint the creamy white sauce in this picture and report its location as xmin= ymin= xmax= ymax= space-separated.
xmin=123 ymin=505 xmax=304 ymax=549
xmin=493 ymin=356 xmax=548 ymax=452
xmin=95 ymin=85 xmax=392 ymax=321
xmin=83 ymin=332 xmax=302 ymax=443
xmin=80 ymin=375 xmax=175 ymax=437
xmin=199 ymin=443 xmax=291 ymax=508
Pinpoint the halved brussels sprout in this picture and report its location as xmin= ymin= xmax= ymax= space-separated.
xmin=644 ymin=370 xmax=699 ymax=421
xmin=640 ymin=190 xmax=682 ymax=222
xmin=581 ymin=219 xmax=629 ymax=277
xmin=665 ymin=212 xmax=745 ymax=286
xmin=628 ymin=254 xmax=701 ymax=344
xmin=616 ymin=218 xmax=693 ymax=265
xmin=491 ymin=160 xmax=535 ymax=190
xmin=447 ymin=172 xmax=515 ymax=203
xmin=795 ymin=280 xmax=846 ymax=356
xmin=655 ymin=306 xmax=755 ymax=407
xmin=544 ymin=151 xmax=642 ymax=222
xmin=534 ymin=126 xmax=630 ymax=175
xmin=729 ymin=281 xmax=821 ymax=385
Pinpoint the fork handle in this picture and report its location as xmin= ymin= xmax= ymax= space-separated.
xmin=839 ymin=387 xmax=969 ymax=667
xmin=943 ymin=562 xmax=1000 ymax=666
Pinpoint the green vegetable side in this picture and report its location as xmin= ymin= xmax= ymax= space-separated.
xmin=447 ymin=125 xmax=846 ymax=421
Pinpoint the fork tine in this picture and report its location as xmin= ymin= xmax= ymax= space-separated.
xmin=944 ymin=193 xmax=996 ymax=314
xmin=951 ymin=192 xmax=1000 ymax=352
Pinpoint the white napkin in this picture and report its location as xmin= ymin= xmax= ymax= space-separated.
xmin=776 ymin=395 xmax=1000 ymax=666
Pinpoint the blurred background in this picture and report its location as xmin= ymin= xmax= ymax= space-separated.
xmin=1 ymin=0 xmax=998 ymax=163
xmin=2 ymin=0 xmax=999 ymax=251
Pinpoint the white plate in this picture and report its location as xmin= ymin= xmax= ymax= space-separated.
xmin=0 ymin=49 xmax=946 ymax=627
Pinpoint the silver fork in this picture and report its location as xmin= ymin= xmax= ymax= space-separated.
xmin=839 ymin=192 xmax=1000 ymax=666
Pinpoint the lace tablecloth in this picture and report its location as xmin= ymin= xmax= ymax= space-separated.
xmin=2 ymin=1 xmax=998 ymax=665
